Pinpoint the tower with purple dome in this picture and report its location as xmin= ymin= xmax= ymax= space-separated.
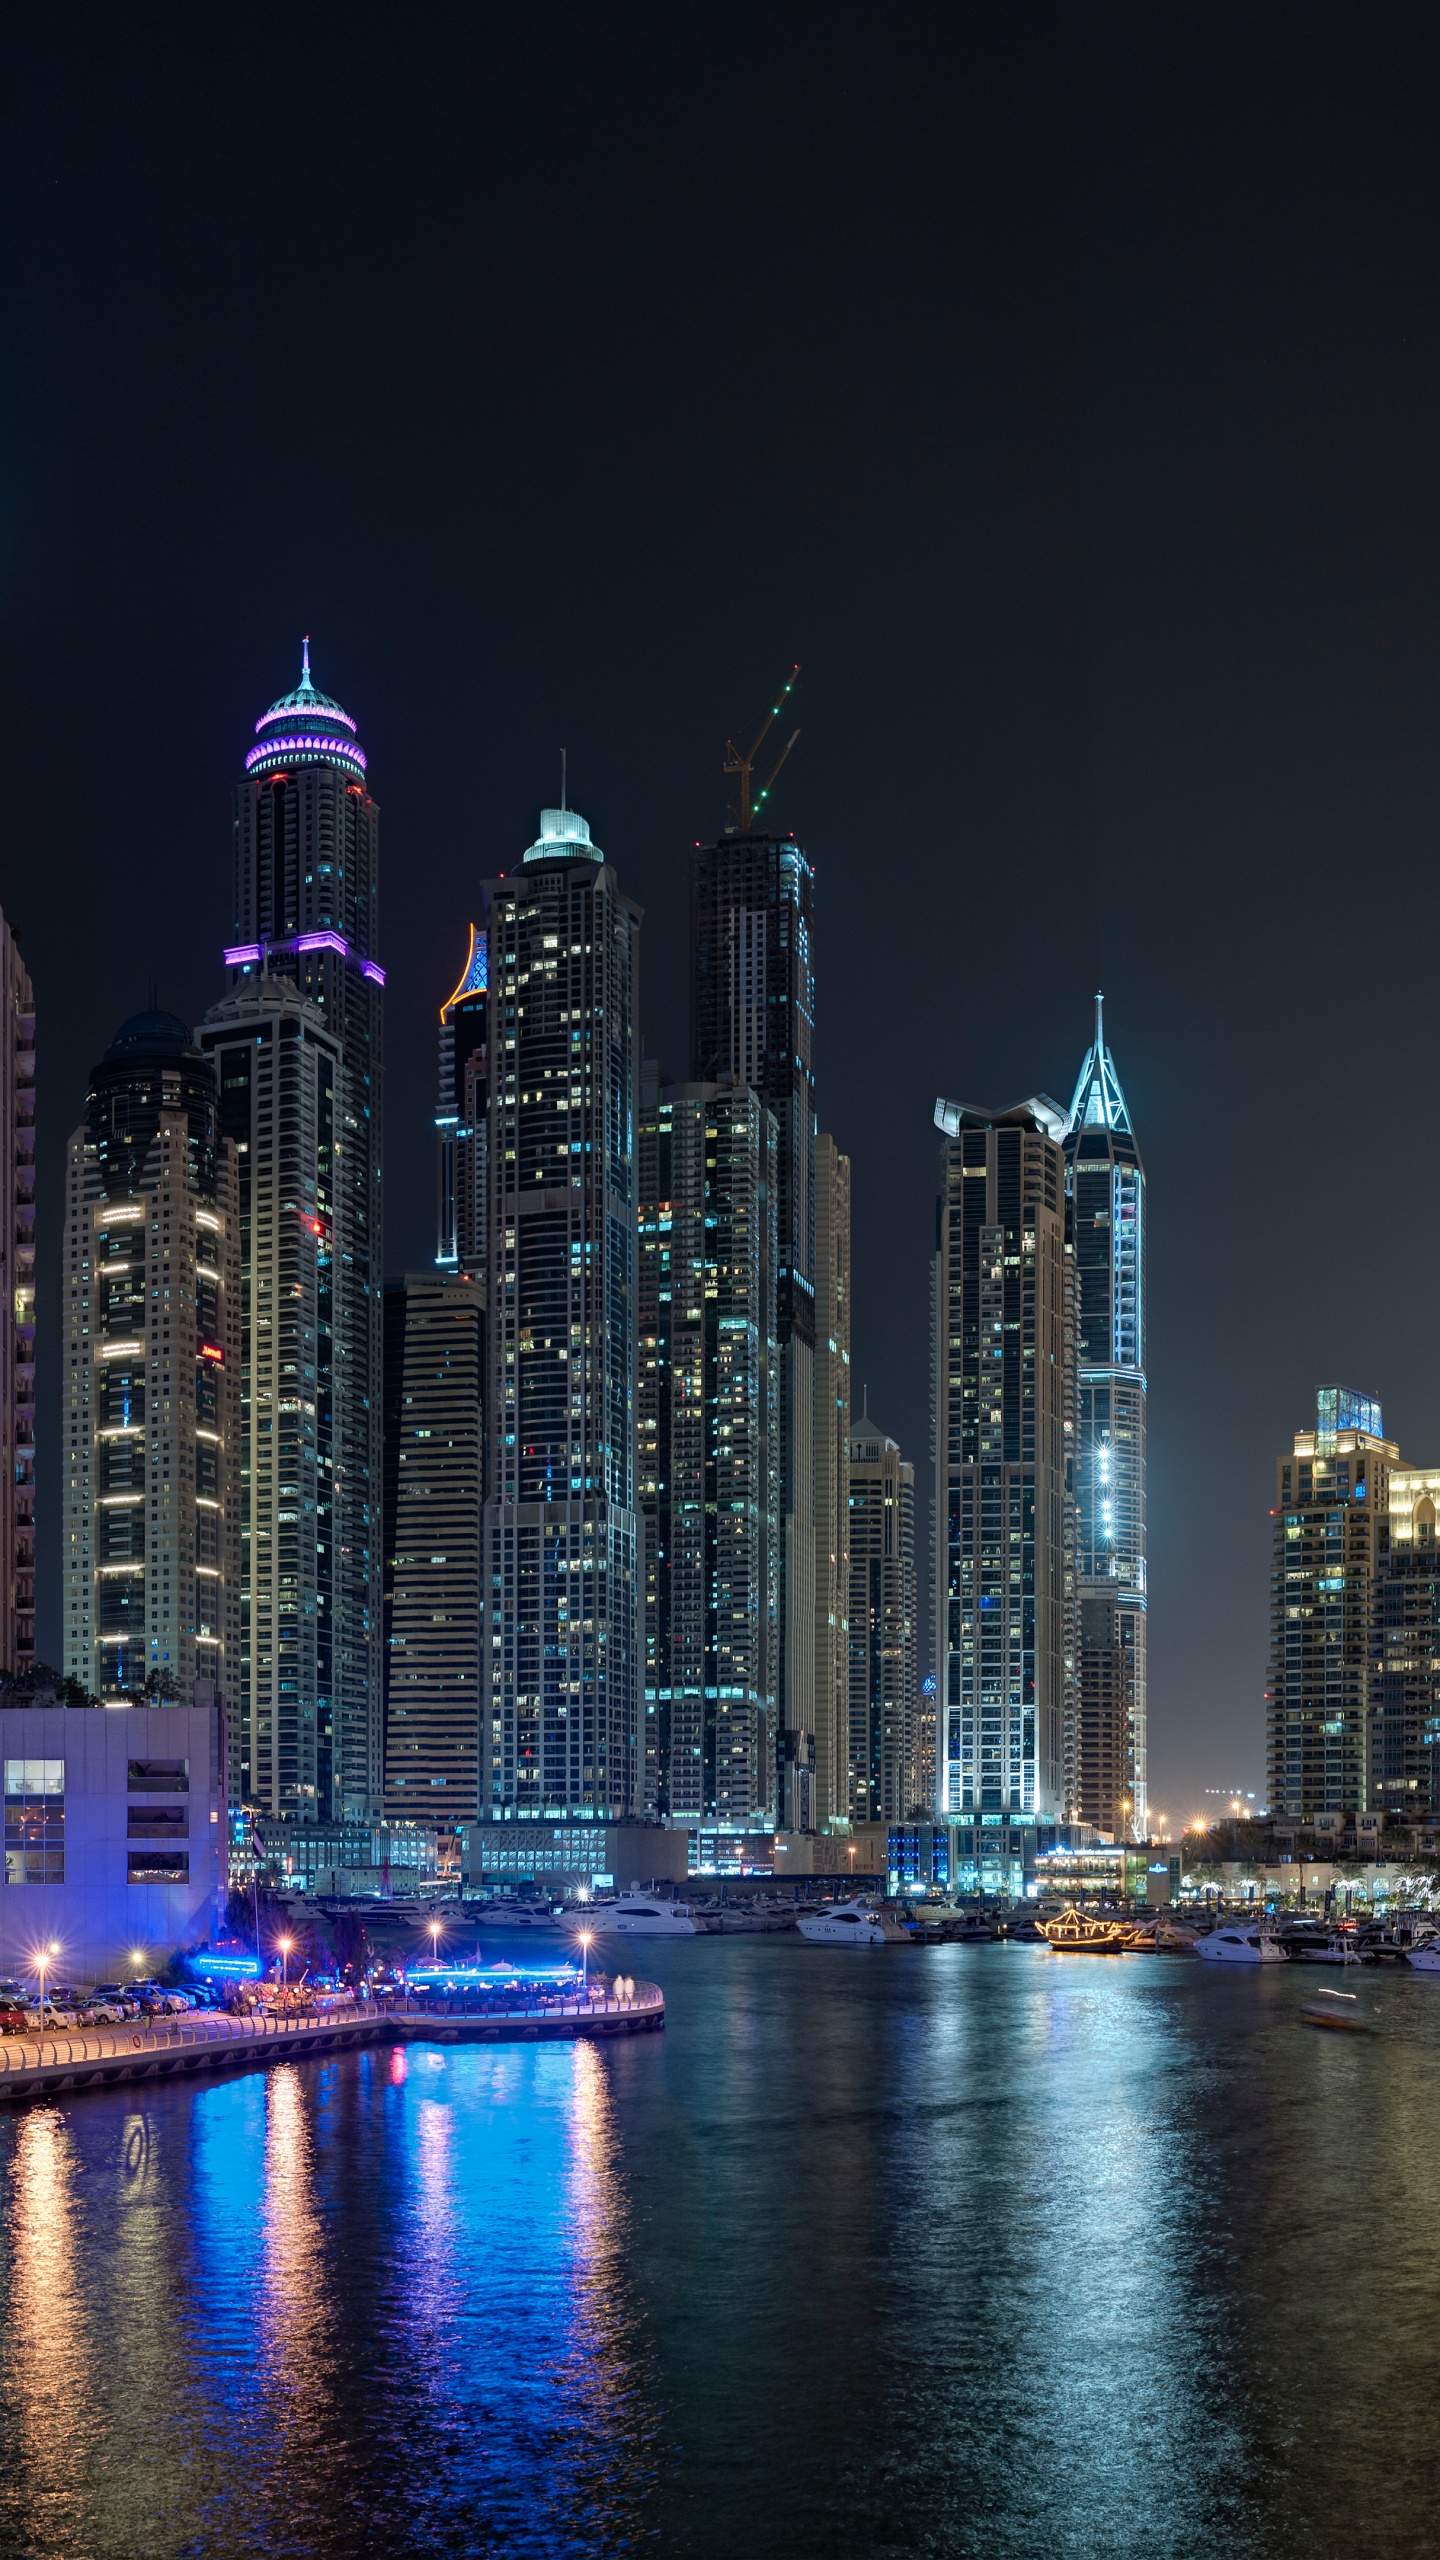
xmin=222 ymin=643 xmax=384 ymax=1820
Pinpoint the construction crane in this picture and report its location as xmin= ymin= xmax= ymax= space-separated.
xmin=723 ymin=663 xmax=800 ymax=832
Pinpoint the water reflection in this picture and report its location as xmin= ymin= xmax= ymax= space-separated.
xmin=5 ymin=1956 xmax=1437 ymax=2559
xmin=1 ymin=2108 xmax=94 ymax=2554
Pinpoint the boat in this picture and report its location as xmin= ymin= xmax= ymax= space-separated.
xmin=1194 ymin=1924 xmax=1287 ymax=1963
xmin=1301 ymin=1989 xmax=1369 ymax=2032
xmin=797 ymin=1898 xmax=908 ymax=1947
xmin=1037 ymin=1905 xmax=1127 ymax=1953
xmin=602 ymin=1894 xmax=699 ymax=1938
xmin=949 ymin=1916 xmax=998 ymax=1944
xmin=1282 ymin=1929 xmax=1366 ymax=1967
xmin=1359 ymin=1920 xmax=1437 ymax=1962
xmin=1405 ymin=1942 xmax=1440 ymax=1973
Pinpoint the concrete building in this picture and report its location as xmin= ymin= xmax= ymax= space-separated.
xmin=224 ymin=643 xmax=384 ymax=1818
xmin=1 ymin=1700 xmax=226 ymax=1981
xmin=460 ymin=1818 xmax=687 ymax=1895
xmin=813 ymin=1133 xmax=851 ymax=1829
xmin=847 ymin=1403 xmax=917 ymax=1822
xmin=480 ymin=805 xmax=642 ymax=1820
xmin=1064 ymin=998 xmax=1147 ymax=1837
xmin=198 ymin=977 xmax=343 ymax=1817
xmin=382 ymin=1270 xmax=486 ymax=1819
xmin=0 ymin=911 xmax=36 ymax=1675
xmin=638 ymin=1069 xmax=779 ymax=1832
xmin=691 ymin=825 xmax=817 ymax=1829
xmin=63 ymin=1012 xmax=240 ymax=1712
xmin=932 ymin=1095 xmax=1075 ymax=1827
xmin=1267 ymin=1387 xmax=1399 ymax=1823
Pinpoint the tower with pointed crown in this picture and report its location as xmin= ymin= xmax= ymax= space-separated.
xmin=222 ymin=643 xmax=384 ymax=1820
xmin=1064 ymin=997 xmax=1146 ymax=1839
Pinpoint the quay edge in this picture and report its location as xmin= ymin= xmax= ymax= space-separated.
xmin=0 ymin=1986 xmax=664 ymax=2104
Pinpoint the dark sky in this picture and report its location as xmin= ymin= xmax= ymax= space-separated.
xmin=4 ymin=5 xmax=1439 ymax=1820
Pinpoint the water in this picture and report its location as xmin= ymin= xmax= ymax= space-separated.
xmin=1 ymin=1940 xmax=1438 ymax=2560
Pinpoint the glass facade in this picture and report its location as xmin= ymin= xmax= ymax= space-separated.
xmin=932 ymin=1102 xmax=1074 ymax=1824
xmin=481 ymin=809 xmax=642 ymax=1819
xmin=1064 ymin=999 xmax=1147 ymax=1838
xmin=691 ymin=830 xmax=817 ymax=1829
xmin=1267 ymin=1393 xmax=1399 ymax=1821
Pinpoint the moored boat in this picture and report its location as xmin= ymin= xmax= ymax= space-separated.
xmin=1037 ymin=1905 xmax=1126 ymax=1953
xmin=1194 ymin=1924 xmax=1287 ymax=1963
xmin=797 ymin=1899 xmax=908 ymax=1947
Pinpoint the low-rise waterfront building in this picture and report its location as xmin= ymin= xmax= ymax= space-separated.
xmin=0 ymin=1699 xmax=226 ymax=1980
xmin=459 ymin=1818 xmax=687 ymax=1894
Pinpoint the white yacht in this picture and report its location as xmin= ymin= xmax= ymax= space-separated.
xmin=1405 ymin=1941 xmax=1440 ymax=1973
xmin=604 ymin=1894 xmax=699 ymax=1938
xmin=1194 ymin=1924 xmax=1287 ymax=1964
xmin=797 ymin=1899 xmax=907 ymax=1947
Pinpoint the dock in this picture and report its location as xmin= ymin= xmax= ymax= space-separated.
xmin=0 ymin=1983 xmax=664 ymax=2102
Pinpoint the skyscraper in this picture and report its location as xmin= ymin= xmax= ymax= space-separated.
xmin=932 ymin=1096 xmax=1074 ymax=1826
xmin=1267 ymin=1387 xmax=1398 ymax=1823
xmin=1064 ymin=998 xmax=1147 ymax=1838
xmin=63 ymin=1012 xmax=240 ymax=1710
xmin=197 ymin=979 xmax=342 ymax=1816
xmin=0 ymin=912 xmax=35 ymax=1677
xmin=1371 ymin=1466 xmax=1440 ymax=1826
xmin=224 ymin=644 xmax=383 ymax=1818
xmin=638 ymin=1067 xmax=778 ymax=1830
xmin=813 ymin=1133 xmax=851 ymax=1828
xmin=436 ymin=925 xmax=489 ymax=1273
xmin=481 ymin=805 xmax=642 ymax=1819
xmin=691 ymin=827 xmax=817 ymax=1828
xmin=382 ymin=1270 xmax=486 ymax=1819
xmin=847 ymin=1402 xmax=916 ymax=1822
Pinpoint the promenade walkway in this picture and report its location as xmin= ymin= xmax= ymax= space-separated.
xmin=0 ymin=1982 xmax=664 ymax=2102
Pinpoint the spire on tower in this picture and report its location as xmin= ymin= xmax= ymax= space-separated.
xmin=301 ymin=634 xmax=313 ymax=688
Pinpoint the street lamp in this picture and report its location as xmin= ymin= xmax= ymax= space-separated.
xmin=35 ymin=1939 xmax=60 ymax=2020
xmin=278 ymin=1934 xmax=293 ymax=1994
xmin=578 ymin=1928 xmax=592 ymax=1991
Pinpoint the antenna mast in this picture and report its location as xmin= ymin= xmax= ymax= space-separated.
xmin=724 ymin=663 xmax=801 ymax=831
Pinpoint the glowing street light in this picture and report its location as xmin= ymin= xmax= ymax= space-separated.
xmin=577 ymin=1928 xmax=592 ymax=1990
xmin=35 ymin=1939 xmax=60 ymax=2020
xmin=278 ymin=1934 xmax=294 ymax=1993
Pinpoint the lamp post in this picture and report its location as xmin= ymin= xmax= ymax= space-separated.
xmin=36 ymin=1939 xmax=59 ymax=2021
xmin=278 ymin=1934 xmax=293 ymax=1995
xmin=578 ymin=1929 xmax=592 ymax=1992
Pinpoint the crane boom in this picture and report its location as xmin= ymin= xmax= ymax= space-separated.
xmin=723 ymin=663 xmax=801 ymax=831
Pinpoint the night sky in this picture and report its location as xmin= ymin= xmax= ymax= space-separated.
xmin=5 ymin=7 xmax=1439 ymax=1820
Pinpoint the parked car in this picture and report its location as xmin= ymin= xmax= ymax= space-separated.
xmin=0 ymin=2000 xmax=27 ymax=2035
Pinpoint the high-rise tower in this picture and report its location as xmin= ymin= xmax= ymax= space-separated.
xmin=63 ymin=1012 xmax=240 ymax=1709
xmin=1064 ymin=999 xmax=1147 ymax=1838
xmin=691 ymin=827 xmax=816 ymax=1828
xmin=813 ymin=1133 xmax=851 ymax=1828
xmin=932 ymin=1096 xmax=1075 ymax=1827
xmin=638 ymin=1067 xmax=779 ymax=1831
xmin=224 ymin=644 xmax=383 ymax=1817
xmin=197 ymin=979 xmax=342 ymax=1816
xmin=1267 ymin=1388 xmax=1396 ymax=1823
xmin=382 ymin=1270 xmax=486 ymax=1818
xmin=0 ymin=912 xmax=35 ymax=1676
xmin=480 ymin=805 xmax=642 ymax=1819
xmin=847 ymin=1402 xmax=916 ymax=1823
xmin=436 ymin=925 xmax=489 ymax=1272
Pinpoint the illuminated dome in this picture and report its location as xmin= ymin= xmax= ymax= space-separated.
xmin=522 ymin=805 xmax=602 ymax=864
xmin=246 ymin=637 xmax=367 ymax=782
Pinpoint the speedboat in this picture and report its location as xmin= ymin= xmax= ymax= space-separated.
xmin=797 ymin=1899 xmax=907 ymax=1946
xmin=1194 ymin=1925 xmax=1287 ymax=1963
xmin=604 ymin=1894 xmax=699 ymax=1937
xmin=1406 ymin=1941 xmax=1440 ymax=1973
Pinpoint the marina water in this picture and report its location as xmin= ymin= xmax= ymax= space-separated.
xmin=2 ymin=1937 xmax=1438 ymax=2559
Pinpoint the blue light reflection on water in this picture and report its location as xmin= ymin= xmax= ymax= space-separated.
xmin=1 ymin=1948 xmax=1439 ymax=2558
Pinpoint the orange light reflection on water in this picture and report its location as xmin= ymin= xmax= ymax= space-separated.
xmin=3 ymin=2109 xmax=95 ymax=2551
